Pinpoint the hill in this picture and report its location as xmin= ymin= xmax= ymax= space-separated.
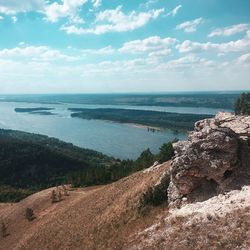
xmin=0 ymin=162 xmax=249 ymax=250
xmin=0 ymin=112 xmax=249 ymax=249
xmin=0 ymin=129 xmax=116 ymax=201
xmin=0 ymin=92 xmax=239 ymax=109
xmin=0 ymin=162 xmax=170 ymax=250
xmin=0 ymin=129 xmax=175 ymax=202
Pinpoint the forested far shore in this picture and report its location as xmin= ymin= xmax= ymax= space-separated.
xmin=70 ymin=108 xmax=212 ymax=130
xmin=0 ymin=92 xmax=239 ymax=109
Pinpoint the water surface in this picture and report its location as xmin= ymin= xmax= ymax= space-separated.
xmin=0 ymin=102 xmax=187 ymax=159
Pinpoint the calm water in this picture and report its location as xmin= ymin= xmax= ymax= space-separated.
xmin=0 ymin=101 xmax=225 ymax=159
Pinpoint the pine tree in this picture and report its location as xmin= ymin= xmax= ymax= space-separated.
xmin=1 ymin=221 xmax=8 ymax=238
xmin=25 ymin=208 xmax=35 ymax=221
xmin=51 ymin=190 xmax=57 ymax=203
xmin=62 ymin=185 xmax=69 ymax=196
xmin=58 ymin=191 xmax=62 ymax=202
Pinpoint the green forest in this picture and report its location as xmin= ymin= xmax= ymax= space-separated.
xmin=0 ymin=129 xmax=175 ymax=202
xmin=70 ymin=108 xmax=212 ymax=130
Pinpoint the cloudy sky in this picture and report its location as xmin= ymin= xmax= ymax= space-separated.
xmin=0 ymin=0 xmax=250 ymax=93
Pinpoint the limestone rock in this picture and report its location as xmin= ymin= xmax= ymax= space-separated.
xmin=168 ymin=112 xmax=250 ymax=203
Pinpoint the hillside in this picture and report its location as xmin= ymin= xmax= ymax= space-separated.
xmin=0 ymin=162 xmax=171 ymax=250
xmin=0 ymin=162 xmax=249 ymax=250
xmin=1 ymin=112 xmax=249 ymax=249
xmin=0 ymin=129 xmax=176 ymax=202
xmin=0 ymin=129 xmax=116 ymax=201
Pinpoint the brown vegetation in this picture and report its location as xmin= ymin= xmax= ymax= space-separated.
xmin=0 ymin=163 xmax=170 ymax=250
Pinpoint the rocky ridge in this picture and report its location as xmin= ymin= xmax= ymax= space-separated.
xmin=167 ymin=112 xmax=250 ymax=204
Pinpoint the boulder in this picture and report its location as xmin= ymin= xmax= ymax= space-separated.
xmin=168 ymin=112 xmax=250 ymax=203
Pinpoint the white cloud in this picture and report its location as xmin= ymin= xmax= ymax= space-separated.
xmin=238 ymin=53 xmax=250 ymax=64
xmin=0 ymin=46 xmax=77 ymax=62
xmin=149 ymin=49 xmax=171 ymax=58
xmin=12 ymin=16 xmax=17 ymax=23
xmin=177 ymin=32 xmax=250 ymax=53
xmin=208 ymin=23 xmax=249 ymax=37
xmin=0 ymin=15 xmax=3 ymax=20
xmin=91 ymin=0 xmax=102 ymax=8
xmin=142 ymin=0 xmax=159 ymax=9
xmin=1 ymin=48 xmax=249 ymax=93
xmin=166 ymin=5 xmax=182 ymax=17
xmin=82 ymin=46 xmax=115 ymax=55
xmin=0 ymin=0 xmax=87 ymax=24
xmin=119 ymin=36 xmax=177 ymax=55
xmin=0 ymin=0 xmax=45 ymax=15
xmin=61 ymin=6 xmax=164 ymax=34
xmin=176 ymin=17 xmax=204 ymax=33
xmin=45 ymin=0 xmax=87 ymax=23
xmin=160 ymin=55 xmax=216 ymax=70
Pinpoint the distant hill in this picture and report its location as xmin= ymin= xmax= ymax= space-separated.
xmin=0 ymin=92 xmax=239 ymax=109
xmin=0 ymin=129 xmax=115 ymax=198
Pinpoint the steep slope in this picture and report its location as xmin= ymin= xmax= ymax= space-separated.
xmin=1 ymin=112 xmax=249 ymax=250
xmin=0 ymin=162 xmax=170 ymax=250
xmin=0 ymin=129 xmax=115 ymax=199
xmin=128 ymin=186 xmax=250 ymax=250
xmin=1 ymin=161 xmax=249 ymax=250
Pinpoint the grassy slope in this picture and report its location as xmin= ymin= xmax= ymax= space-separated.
xmin=0 ymin=162 xmax=170 ymax=250
xmin=1 ymin=162 xmax=249 ymax=250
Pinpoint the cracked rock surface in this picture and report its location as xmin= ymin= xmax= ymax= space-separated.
xmin=168 ymin=112 xmax=250 ymax=203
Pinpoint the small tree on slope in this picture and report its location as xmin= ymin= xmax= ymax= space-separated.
xmin=1 ymin=221 xmax=8 ymax=238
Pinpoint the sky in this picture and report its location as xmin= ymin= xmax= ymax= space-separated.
xmin=0 ymin=0 xmax=250 ymax=94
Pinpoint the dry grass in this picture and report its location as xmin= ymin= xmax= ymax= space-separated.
xmin=1 ymin=162 xmax=249 ymax=250
xmin=0 ymin=162 xmax=170 ymax=250
xmin=127 ymin=186 xmax=250 ymax=250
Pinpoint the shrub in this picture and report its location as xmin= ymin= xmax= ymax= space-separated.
xmin=25 ymin=208 xmax=35 ymax=221
xmin=139 ymin=172 xmax=170 ymax=210
xmin=62 ymin=185 xmax=69 ymax=196
xmin=58 ymin=190 xmax=62 ymax=202
xmin=51 ymin=190 xmax=57 ymax=203
xmin=1 ymin=221 xmax=8 ymax=238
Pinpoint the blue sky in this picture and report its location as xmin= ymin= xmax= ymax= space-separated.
xmin=0 ymin=0 xmax=250 ymax=93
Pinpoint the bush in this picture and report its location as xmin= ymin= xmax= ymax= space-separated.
xmin=51 ymin=190 xmax=57 ymax=203
xmin=25 ymin=208 xmax=35 ymax=221
xmin=139 ymin=173 xmax=170 ymax=209
xmin=1 ymin=221 xmax=8 ymax=238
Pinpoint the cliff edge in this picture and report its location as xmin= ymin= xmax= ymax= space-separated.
xmin=168 ymin=112 xmax=250 ymax=204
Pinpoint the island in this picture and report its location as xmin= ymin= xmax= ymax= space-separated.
xmin=69 ymin=108 xmax=212 ymax=130
xmin=15 ymin=107 xmax=55 ymax=115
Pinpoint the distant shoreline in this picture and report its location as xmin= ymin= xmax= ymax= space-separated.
xmin=70 ymin=108 xmax=211 ymax=131
xmin=126 ymin=123 xmax=162 ymax=131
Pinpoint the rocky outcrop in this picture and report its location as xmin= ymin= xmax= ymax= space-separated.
xmin=168 ymin=112 xmax=250 ymax=203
